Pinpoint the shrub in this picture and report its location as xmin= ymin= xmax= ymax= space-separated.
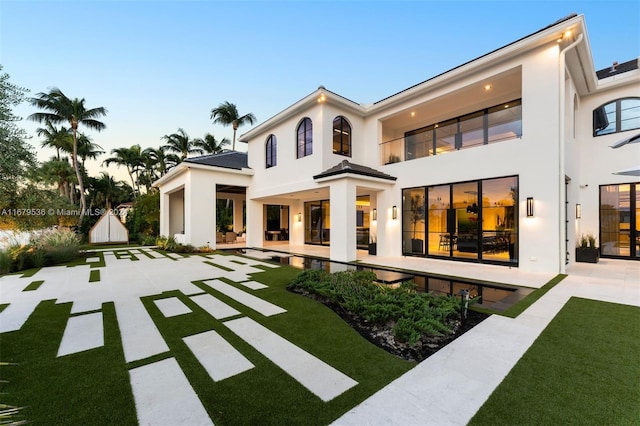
xmin=140 ymin=235 xmax=157 ymax=246
xmin=288 ymin=270 xmax=462 ymax=346
xmin=31 ymin=228 xmax=80 ymax=265
xmin=0 ymin=249 xmax=11 ymax=274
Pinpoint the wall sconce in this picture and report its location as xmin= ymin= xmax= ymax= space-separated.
xmin=372 ymin=208 xmax=377 ymax=221
xmin=392 ymin=205 xmax=398 ymax=220
xmin=526 ymin=197 xmax=534 ymax=217
xmin=297 ymin=212 xmax=302 ymax=222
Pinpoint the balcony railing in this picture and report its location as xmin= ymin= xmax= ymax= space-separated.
xmin=379 ymin=100 xmax=522 ymax=165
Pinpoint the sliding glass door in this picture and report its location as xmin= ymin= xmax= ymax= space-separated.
xmin=304 ymin=200 xmax=330 ymax=245
xmin=600 ymin=183 xmax=639 ymax=258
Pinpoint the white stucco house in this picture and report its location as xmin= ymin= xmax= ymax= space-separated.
xmin=155 ymin=13 xmax=639 ymax=274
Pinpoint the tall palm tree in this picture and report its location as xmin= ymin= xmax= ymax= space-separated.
xmin=210 ymin=101 xmax=256 ymax=151
xmin=29 ymin=88 xmax=107 ymax=224
xmin=103 ymin=145 xmax=143 ymax=198
xmin=35 ymin=119 xmax=73 ymax=160
xmin=193 ymin=133 xmax=230 ymax=154
xmin=162 ymin=128 xmax=203 ymax=161
xmin=88 ymin=172 xmax=129 ymax=210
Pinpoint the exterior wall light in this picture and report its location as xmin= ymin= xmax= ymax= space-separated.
xmin=576 ymin=204 xmax=581 ymax=219
xmin=526 ymin=197 xmax=534 ymax=217
xmin=297 ymin=212 xmax=302 ymax=222
xmin=392 ymin=205 xmax=398 ymax=220
xmin=372 ymin=208 xmax=377 ymax=221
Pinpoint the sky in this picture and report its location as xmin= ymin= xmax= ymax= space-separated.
xmin=1 ymin=0 xmax=639 ymax=183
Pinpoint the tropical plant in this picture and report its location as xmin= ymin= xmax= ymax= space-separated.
xmin=162 ymin=128 xmax=203 ymax=161
xmin=210 ymin=101 xmax=256 ymax=151
xmin=193 ymin=133 xmax=230 ymax=154
xmin=103 ymin=145 xmax=143 ymax=198
xmin=39 ymin=157 xmax=76 ymax=202
xmin=88 ymin=172 xmax=129 ymax=210
xmin=28 ymin=88 xmax=107 ymax=225
xmin=76 ymin=133 xmax=104 ymax=168
xmin=410 ymin=194 xmax=425 ymax=240
xmin=35 ymin=119 xmax=72 ymax=160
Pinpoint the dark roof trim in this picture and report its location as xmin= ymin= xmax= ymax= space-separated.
xmin=374 ymin=13 xmax=578 ymax=105
xmin=596 ymin=58 xmax=639 ymax=79
xmin=313 ymin=160 xmax=397 ymax=181
xmin=184 ymin=150 xmax=249 ymax=170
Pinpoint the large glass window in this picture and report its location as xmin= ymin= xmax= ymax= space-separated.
xmin=600 ymin=183 xmax=638 ymax=258
xmin=304 ymin=200 xmax=330 ymax=245
xmin=593 ymin=97 xmax=640 ymax=136
xmin=265 ymin=134 xmax=276 ymax=168
xmin=405 ymin=176 xmax=519 ymax=266
xmin=399 ymin=99 xmax=522 ymax=161
xmin=332 ymin=116 xmax=351 ymax=157
xmin=297 ymin=118 xmax=313 ymax=158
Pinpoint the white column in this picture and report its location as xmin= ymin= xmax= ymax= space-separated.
xmin=233 ymin=197 xmax=244 ymax=233
xmin=290 ymin=200 xmax=304 ymax=246
xmin=185 ymin=173 xmax=216 ymax=247
xmin=330 ymin=180 xmax=357 ymax=262
xmin=160 ymin=190 xmax=170 ymax=237
xmin=246 ymin=199 xmax=264 ymax=248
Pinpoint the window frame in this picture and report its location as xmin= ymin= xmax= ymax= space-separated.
xmin=332 ymin=116 xmax=352 ymax=157
xmin=296 ymin=117 xmax=313 ymax=158
xmin=593 ymin=97 xmax=640 ymax=137
xmin=265 ymin=134 xmax=277 ymax=168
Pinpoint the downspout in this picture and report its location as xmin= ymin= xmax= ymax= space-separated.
xmin=558 ymin=33 xmax=583 ymax=274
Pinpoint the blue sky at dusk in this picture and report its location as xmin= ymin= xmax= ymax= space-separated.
xmin=1 ymin=0 xmax=639 ymax=180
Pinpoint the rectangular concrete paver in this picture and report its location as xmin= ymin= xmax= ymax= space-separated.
xmin=129 ymin=357 xmax=213 ymax=426
xmin=191 ymin=294 xmax=240 ymax=320
xmin=57 ymin=312 xmax=104 ymax=357
xmin=224 ymin=317 xmax=358 ymax=402
xmin=183 ymin=330 xmax=254 ymax=381
xmin=155 ymin=297 xmax=192 ymax=317
xmin=238 ymin=281 xmax=268 ymax=290
xmin=203 ymin=280 xmax=286 ymax=317
xmin=115 ymin=298 xmax=169 ymax=363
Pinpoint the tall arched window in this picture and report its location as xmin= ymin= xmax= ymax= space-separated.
xmin=296 ymin=118 xmax=313 ymax=158
xmin=265 ymin=134 xmax=277 ymax=168
xmin=333 ymin=116 xmax=352 ymax=157
xmin=593 ymin=97 xmax=640 ymax=136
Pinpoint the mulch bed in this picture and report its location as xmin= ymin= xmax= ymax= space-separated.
xmin=289 ymin=288 xmax=489 ymax=363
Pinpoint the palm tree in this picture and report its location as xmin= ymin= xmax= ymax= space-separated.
xmin=39 ymin=157 xmax=76 ymax=202
xmin=103 ymin=145 xmax=143 ymax=198
xmin=88 ymin=172 xmax=129 ymax=210
xmin=77 ymin=133 xmax=104 ymax=169
xmin=193 ymin=133 xmax=230 ymax=154
xmin=210 ymin=101 xmax=256 ymax=151
xmin=35 ymin=119 xmax=73 ymax=160
xmin=29 ymin=88 xmax=107 ymax=224
xmin=162 ymin=128 xmax=203 ymax=161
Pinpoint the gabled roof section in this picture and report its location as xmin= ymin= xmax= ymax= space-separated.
xmin=313 ymin=160 xmax=397 ymax=181
xmin=374 ymin=14 xmax=579 ymax=105
xmin=596 ymin=58 xmax=639 ymax=79
xmin=184 ymin=150 xmax=249 ymax=170
xmin=239 ymin=86 xmax=366 ymax=142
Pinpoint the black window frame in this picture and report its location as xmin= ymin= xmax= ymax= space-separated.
xmin=265 ymin=134 xmax=277 ymax=168
xmin=332 ymin=116 xmax=352 ymax=157
xmin=593 ymin=97 xmax=640 ymax=136
xmin=296 ymin=117 xmax=313 ymax=158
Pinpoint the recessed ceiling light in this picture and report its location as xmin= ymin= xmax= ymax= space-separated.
xmin=317 ymin=94 xmax=326 ymax=103
xmin=484 ymin=84 xmax=492 ymax=91
xmin=410 ymin=111 xmax=416 ymax=117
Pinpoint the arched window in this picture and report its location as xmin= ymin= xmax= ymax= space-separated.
xmin=593 ymin=97 xmax=640 ymax=136
xmin=296 ymin=118 xmax=313 ymax=158
xmin=332 ymin=116 xmax=352 ymax=157
xmin=265 ymin=134 xmax=277 ymax=168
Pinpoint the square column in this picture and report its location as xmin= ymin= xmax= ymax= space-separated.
xmin=330 ymin=180 xmax=357 ymax=262
xmin=185 ymin=173 xmax=216 ymax=247
xmin=246 ymin=199 xmax=264 ymax=248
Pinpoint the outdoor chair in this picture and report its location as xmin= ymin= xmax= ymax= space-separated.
xmin=225 ymin=232 xmax=236 ymax=243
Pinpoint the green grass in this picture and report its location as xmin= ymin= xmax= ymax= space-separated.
xmin=0 ymin=260 xmax=413 ymax=425
xmin=470 ymin=297 xmax=640 ymax=425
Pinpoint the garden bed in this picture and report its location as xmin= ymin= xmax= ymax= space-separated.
xmin=287 ymin=270 xmax=489 ymax=362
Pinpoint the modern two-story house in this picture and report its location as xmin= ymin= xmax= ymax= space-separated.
xmin=155 ymin=13 xmax=640 ymax=274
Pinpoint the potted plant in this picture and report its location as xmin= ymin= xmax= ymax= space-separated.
xmin=410 ymin=194 xmax=425 ymax=253
xmin=576 ymin=232 xmax=599 ymax=263
xmin=387 ymin=154 xmax=401 ymax=164
xmin=368 ymin=236 xmax=377 ymax=255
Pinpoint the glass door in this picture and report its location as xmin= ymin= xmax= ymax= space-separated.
xmin=452 ymin=182 xmax=480 ymax=260
xmin=600 ymin=183 xmax=638 ymax=258
xmin=304 ymin=200 xmax=330 ymax=245
xmin=427 ymin=185 xmax=450 ymax=256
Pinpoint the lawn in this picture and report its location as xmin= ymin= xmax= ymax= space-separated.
xmin=469 ymin=297 xmax=640 ymax=425
xmin=0 ymin=253 xmax=413 ymax=425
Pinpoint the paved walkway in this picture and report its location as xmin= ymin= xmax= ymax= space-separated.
xmin=333 ymin=258 xmax=640 ymax=425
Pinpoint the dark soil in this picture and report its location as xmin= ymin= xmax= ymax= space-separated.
xmin=289 ymin=288 xmax=489 ymax=363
